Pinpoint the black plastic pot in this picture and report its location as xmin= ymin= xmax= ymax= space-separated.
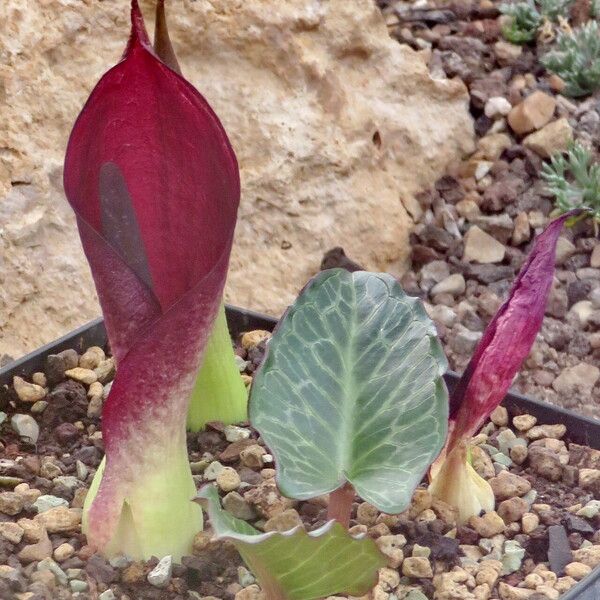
xmin=1 ymin=305 xmax=599 ymax=598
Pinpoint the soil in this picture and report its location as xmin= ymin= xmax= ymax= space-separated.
xmin=0 ymin=332 xmax=599 ymax=600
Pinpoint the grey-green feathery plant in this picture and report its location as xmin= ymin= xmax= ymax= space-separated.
xmin=499 ymin=0 xmax=573 ymax=43
xmin=538 ymin=0 xmax=574 ymax=20
xmin=500 ymin=1 xmax=542 ymax=43
xmin=542 ymin=143 xmax=600 ymax=221
xmin=541 ymin=21 xmax=600 ymax=96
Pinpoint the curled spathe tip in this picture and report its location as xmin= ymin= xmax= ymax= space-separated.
xmin=128 ymin=0 xmax=151 ymax=52
xmin=154 ymin=0 xmax=182 ymax=74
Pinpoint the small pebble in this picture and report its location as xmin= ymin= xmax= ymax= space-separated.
xmin=98 ymin=590 xmax=117 ymax=600
xmin=32 ymin=372 xmax=47 ymax=387
xmin=65 ymin=367 xmax=98 ymax=385
xmin=522 ymin=512 xmax=539 ymax=534
xmin=79 ymin=346 xmax=105 ymax=369
xmin=240 ymin=444 xmax=265 ymax=469
xmin=577 ymin=500 xmax=600 ymax=519
xmin=241 ymin=330 xmax=271 ymax=349
xmin=0 ymin=522 xmax=24 ymax=543
xmin=0 ymin=491 xmax=25 ymax=516
xmin=490 ymin=406 xmax=508 ymax=427
xmin=237 ymin=566 xmax=256 ymax=587
xmin=375 ymin=534 xmax=406 ymax=568
xmin=70 ymin=579 xmax=89 ymax=592
xmin=564 ymin=561 xmax=592 ymax=580
xmin=204 ymin=461 xmax=225 ymax=481
xmin=501 ymin=540 xmax=525 ymax=575
xmin=357 ymin=502 xmax=379 ymax=526
xmin=11 ymin=414 xmax=40 ymax=444
xmin=13 ymin=376 xmax=46 ymax=403
xmin=33 ymin=495 xmax=69 ymax=513
xmin=512 ymin=414 xmax=536 ymax=431
xmin=402 ymin=556 xmax=433 ymax=578
xmin=31 ymin=400 xmax=48 ymax=414
xmin=147 ymin=555 xmax=173 ymax=588
xmin=37 ymin=557 xmax=68 ymax=585
xmin=264 ymin=509 xmax=302 ymax=532
xmin=54 ymin=543 xmax=75 ymax=562
xmin=88 ymin=381 xmax=104 ymax=398
xmin=469 ymin=511 xmax=505 ymax=538
xmin=526 ymin=424 xmax=566 ymax=440
xmin=224 ymin=425 xmax=251 ymax=443
xmin=485 ymin=96 xmax=512 ymax=119
xmin=223 ymin=492 xmax=257 ymax=520
xmin=217 ymin=467 xmax=241 ymax=492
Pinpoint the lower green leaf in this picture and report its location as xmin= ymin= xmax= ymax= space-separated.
xmin=196 ymin=486 xmax=386 ymax=600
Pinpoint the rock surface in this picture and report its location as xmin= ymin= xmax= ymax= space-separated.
xmin=0 ymin=0 xmax=473 ymax=357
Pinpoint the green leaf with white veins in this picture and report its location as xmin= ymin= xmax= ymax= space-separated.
xmin=249 ymin=269 xmax=448 ymax=514
xmin=196 ymin=485 xmax=386 ymax=600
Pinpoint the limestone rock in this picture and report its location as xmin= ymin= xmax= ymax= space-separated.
xmin=357 ymin=502 xmax=379 ymax=525
xmin=0 ymin=0 xmax=474 ymax=357
xmin=79 ymin=346 xmax=105 ymax=369
xmin=511 ymin=212 xmax=530 ymax=246
xmin=484 ymin=97 xmax=512 ymax=119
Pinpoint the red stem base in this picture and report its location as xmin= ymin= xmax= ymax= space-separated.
xmin=327 ymin=482 xmax=355 ymax=529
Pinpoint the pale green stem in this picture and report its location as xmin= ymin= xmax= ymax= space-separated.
xmin=83 ymin=440 xmax=202 ymax=560
xmin=186 ymin=303 xmax=248 ymax=431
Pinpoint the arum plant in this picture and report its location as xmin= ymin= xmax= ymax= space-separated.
xmin=64 ymin=0 xmax=244 ymax=559
xmin=198 ymin=269 xmax=448 ymax=600
xmin=428 ymin=213 xmax=575 ymax=523
xmin=152 ymin=0 xmax=246 ymax=432
xmin=149 ymin=0 xmax=248 ymax=432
